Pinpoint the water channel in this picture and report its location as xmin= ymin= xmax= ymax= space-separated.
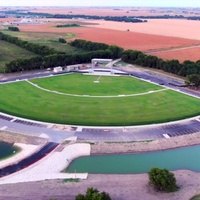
xmin=66 ymin=145 xmax=200 ymax=174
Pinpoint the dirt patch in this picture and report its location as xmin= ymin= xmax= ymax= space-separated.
xmin=0 ymin=131 xmax=46 ymax=145
xmin=0 ymin=171 xmax=200 ymax=200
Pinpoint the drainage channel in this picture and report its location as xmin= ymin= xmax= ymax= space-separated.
xmin=0 ymin=142 xmax=59 ymax=177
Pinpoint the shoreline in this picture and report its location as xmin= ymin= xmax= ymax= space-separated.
xmin=90 ymin=132 xmax=200 ymax=154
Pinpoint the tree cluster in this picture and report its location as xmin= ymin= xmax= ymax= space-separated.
xmin=70 ymin=39 xmax=124 ymax=58
xmin=3 ymin=38 xmax=124 ymax=73
xmin=122 ymin=50 xmax=200 ymax=77
xmin=56 ymin=24 xmax=80 ymax=28
xmin=76 ymin=187 xmax=111 ymax=200
xmin=69 ymin=39 xmax=109 ymax=51
xmin=148 ymin=168 xmax=178 ymax=192
xmin=8 ymin=26 xmax=20 ymax=31
xmin=186 ymin=74 xmax=200 ymax=87
xmin=58 ymin=38 xmax=66 ymax=43
xmin=1 ymin=31 xmax=200 ymax=80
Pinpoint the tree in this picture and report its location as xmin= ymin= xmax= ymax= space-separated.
xmin=75 ymin=187 xmax=111 ymax=200
xmin=58 ymin=38 xmax=66 ymax=43
xmin=8 ymin=26 xmax=20 ymax=31
xmin=186 ymin=74 xmax=200 ymax=88
xmin=148 ymin=168 xmax=178 ymax=192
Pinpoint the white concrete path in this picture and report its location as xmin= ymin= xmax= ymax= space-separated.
xmin=0 ymin=143 xmax=91 ymax=184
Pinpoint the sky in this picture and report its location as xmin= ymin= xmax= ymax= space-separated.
xmin=1 ymin=0 xmax=200 ymax=7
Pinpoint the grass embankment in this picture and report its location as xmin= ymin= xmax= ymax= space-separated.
xmin=190 ymin=195 xmax=200 ymax=200
xmin=0 ymin=40 xmax=36 ymax=72
xmin=0 ymin=74 xmax=200 ymax=126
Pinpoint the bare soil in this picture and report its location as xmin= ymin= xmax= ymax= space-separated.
xmin=0 ymin=171 xmax=200 ymax=200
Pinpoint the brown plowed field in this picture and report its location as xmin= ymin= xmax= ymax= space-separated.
xmin=19 ymin=24 xmax=200 ymax=53
xmin=83 ymin=19 xmax=200 ymax=40
xmin=150 ymin=47 xmax=200 ymax=62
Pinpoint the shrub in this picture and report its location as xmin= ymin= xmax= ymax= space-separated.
xmin=148 ymin=168 xmax=178 ymax=192
xmin=75 ymin=187 xmax=111 ymax=200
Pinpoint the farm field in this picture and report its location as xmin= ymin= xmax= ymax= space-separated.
xmin=18 ymin=24 xmax=200 ymax=53
xmin=0 ymin=7 xmax=199 ymax=63
xmin=0 ymin=40 xmax=36 ymax=72
xmin=0 ymin=74 xmax=200 ymax=126
xmin=1 ymin=30 xmax=80 ymax=53
xmin=83 ymin=19 xmax=200 ymax=40
xmin=151 ymin=46 xmax=200 ymax=62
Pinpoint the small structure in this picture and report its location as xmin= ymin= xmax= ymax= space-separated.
xmin=53 ymin=66 xmax=63 ymax=73
xmin=66 ymin=65 xmax=80 ymax=71
xmin=91 ymin=58 xmax=113 ymax=73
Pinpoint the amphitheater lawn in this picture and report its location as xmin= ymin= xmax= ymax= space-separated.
xmin=30 ymin=74 xmax=162 ymax=96
xmin=0 ymin=79 xmax=200 ymax=126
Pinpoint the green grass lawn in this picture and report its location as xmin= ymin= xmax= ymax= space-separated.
xmin=0 ymin=40 xmax=36 ymax=72
xmin=31 ymin=74 xmax=162 ymax=95
xmin=0 ymin=74 xmax=200 ymax=126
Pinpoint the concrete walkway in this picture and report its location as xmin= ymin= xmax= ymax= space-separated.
xmin=0 ymin=143 xmax=90 ymax=184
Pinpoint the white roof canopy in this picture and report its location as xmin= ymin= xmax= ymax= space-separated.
xmin=92 ymin=59 xmax=113 ymax=62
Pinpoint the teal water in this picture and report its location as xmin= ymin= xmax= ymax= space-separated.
xmin=66 ymin=145 xmax=200 ymax=174
xmin=0 ymin=141 xmax=20 ymax=160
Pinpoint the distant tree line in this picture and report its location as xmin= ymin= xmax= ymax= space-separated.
xmin=187 ymin=16 xmax=200 ymax=20
xmin=3 ymin=10 xmax=200 ymax=21
xmin=137 ymin=15 xmax=185 ymax=19
xmin=8 ymin=26 xmax=20 ymax=31
xmin=56 ymin=24 xmax=80 ymax=28
xmin=12 ymin=12 xmax=147 ymax=23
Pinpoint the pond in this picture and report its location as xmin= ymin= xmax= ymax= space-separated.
xmin=0 ymin=141 xmax=20 ymax=161
xmin=66 ymin=145 xmax=200 ymax=174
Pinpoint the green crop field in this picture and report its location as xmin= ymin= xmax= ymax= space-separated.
xmin=0 ymin=40 xmax=36 ymax=72
xmin=0 ymin=73 xmax=200 ymax=126
xmin=1 ymin=31 xmax=79 ymax=53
